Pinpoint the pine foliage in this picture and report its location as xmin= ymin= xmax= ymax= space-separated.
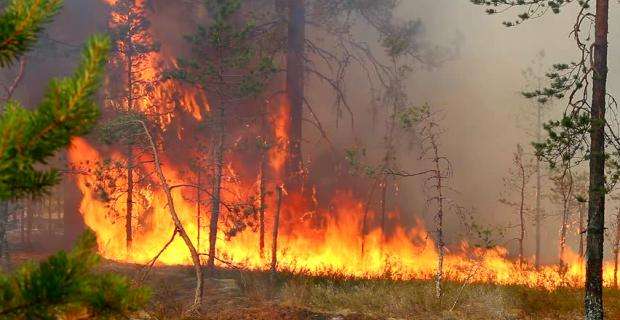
xmin=0 ymin=0 xmax=110 ymax=200
xmin=0 ymin=230 xmax=150 ymax=319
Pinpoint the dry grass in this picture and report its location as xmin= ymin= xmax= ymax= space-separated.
xmin=105 ymin=263 xmax=620 ymax=320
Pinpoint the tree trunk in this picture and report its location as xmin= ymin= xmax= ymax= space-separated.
xmin=433 ymin=140 xmax=445 ymax=301
xmin=207 ymin=106 xmax=225 ymax=275
xmin=614 ymin=208 xmax=620 ymax=289
xmin=271 ymin=186 xmax=283 ymax=274
xmin=125 ymin=53 xmax=135 ymax=253
xmin=47 ymin=194 xmax=53 ymax=237
xmin=285 ymin=0 xmax=305 ymax=188
xmin=518 ymin=162 xmax=526 ymax=263
xmin=559 ymin=204 xmax=568 ymax=272
xmin=259 ymin=153 xmax=266 ymax=258
xmin=535 ymin=104 xmax=542 ymax=269
xmin=26 ymin=200 xmax=32 ymax=248
xmin=579 ymin=202 xmax=586 ymax=258
xmin=361 ymin=179 xmax=379 ymax=257
xmin=196 ymin=171 xmax=201 ymax=252
xmin=0 ymin=201 xmax=10 ymax=269
xmin=140 ymin=121 xmax=203 ymax=309
xmin=380 ymin=177 xmax=388 ymax=244
xmin=585 ymin=1 xmax=608 ymax=318
xmin=126 ymin=147 xmax=134 ymax=252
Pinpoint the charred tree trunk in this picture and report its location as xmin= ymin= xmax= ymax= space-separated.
xmin=614 ymin=208 xmax=620 ymax=289
xmin=259 ymin=153 xmax=267 ymax=258
xmin=207 ymin=106 xmax=225 ymax=275
xmin=125 ymin=55 xmax=135 ymax=253
xmin=126 ymin=147 xmax=134 ymax=252
xmin=361 ymin=179 xmax=379 ymax=257
xmin=271 ymin=186 xmax=283 ymax=274
xmin=285 ymin=0 xmax=305 ymax=188
xmin=585 ymin=1 xmax=608 ymax=318
xmin=196 ymin=171 xmax=201 ymax=252
xmin=380 ymin=177 xmax=388 ymax=243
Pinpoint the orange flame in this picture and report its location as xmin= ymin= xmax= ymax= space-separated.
xmin=66 ymin=0 xmax=619 ymax=292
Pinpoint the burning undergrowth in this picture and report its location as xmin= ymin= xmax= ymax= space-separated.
xmin=64 ymin=0 xmax=618 ymax=293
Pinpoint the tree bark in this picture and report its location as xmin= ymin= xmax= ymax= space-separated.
xmin=585 ymin=1 xmax=608 ymax=318
xmin=614 ymin=207 xmax=620 ymax=289
xmin=535 ymin=103 xmax=542 ymax=269
xmin=285 ymin=0 xmax=305 ymax=188
xmin=259 ymin=153 xmax=266 ymax=258
xmin=207 ymin=106 xmax=225 ymax=275
xmin=579 ymin=202 xmax=586 ymax=258
xmin=0 ymin=201 xmax=10 ymax=269
xmin=271 ymin=186 xmax=282 ymax=274
xmin=196 ymin=171 xmax=201 ymax=252
xmin=126 ymin=147 xmax=134 ymax=252
xmin=518 ymin=159 xmax=526 ymax=263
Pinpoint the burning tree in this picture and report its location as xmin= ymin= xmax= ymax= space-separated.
xmin=499 ymin=144 xmax=535 ymax=263
xmin=168 ymin=0 xmax=276 ymax=275
xmin=106 ymin=0 xmax=160 ymax=251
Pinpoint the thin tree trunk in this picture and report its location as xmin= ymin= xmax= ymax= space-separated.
xmin=196 ymin=171 xmax=201 ymax=252
xmin=285 ymin=0 xmax=305 ymax=187
xmin=614 ymin=208 xmax=620 ymax=289
xmin=380 ymin=177 xmax=388 ymax=244
xmin=432 ymin=135 xmax=445 ymax=300
xmin=585 ymin=1 xmax=608 ymax=318
xmin=0 ymin=201 xmax=10 ymax=269
xmin=207 ymin=106 xmax=225 ymax=275
xmin=579 ymin=202 xmax=586 ymax=258
xmin=535 ymin=104 xmax=542 ymax=269
xmin=26 ymin=201 xmax=32 ymax=248
xmin=47 ymin=194 xmax=53 ymax=237
xmin=20 ymin=202 xmax=24 ymax=245
xmin=126 ymin=147 xmax=134 ymax=252
xmin=259 ymin=153 xmax=266 ymax=258
xmin=139 ymin=120 xmax=203 ymax=309
xmin=271 ymin=186 xmax=282 ymax=274
xmin=518 ymin=161 xmax=526 ymax=263
xmin=361 ymin=179 xmax=379 ymax=257
xmin=125 ymin=54 xmax=135 ymax=253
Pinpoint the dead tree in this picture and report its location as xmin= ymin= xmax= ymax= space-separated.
xmin=418 ymin=108 xmax=452 ymax=301
xmin=499 ymin=144 xmax=535 ymax=263
xmin=138 ymin=119 xmax=204 ymax=310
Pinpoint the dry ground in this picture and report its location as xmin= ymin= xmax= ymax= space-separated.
xmin=100 ymin=262 xmax=620 ymax=320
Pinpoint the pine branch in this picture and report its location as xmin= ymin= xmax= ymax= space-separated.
xmin=0 ymin=35 xmax=110 ymax=199
xmin=0 ymin=0 xmax=63 ymax=67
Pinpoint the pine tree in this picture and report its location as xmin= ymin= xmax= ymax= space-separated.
xmin=168 ymin=0 xmax=276 ymax=275
xmin=471 ymin=1 xmax=610 ymax=318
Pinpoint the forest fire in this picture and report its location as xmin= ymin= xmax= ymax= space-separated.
xmin=68 ymin=134 xmax=617 ymax=290
xmin=60 ymin=0 xmax=618 ymax=295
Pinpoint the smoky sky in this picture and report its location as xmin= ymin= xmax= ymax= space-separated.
xmin=14 ymin=0 xmax=620 ymax=264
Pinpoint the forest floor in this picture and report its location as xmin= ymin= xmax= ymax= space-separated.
xmin=100 ymin=262 xmax=620 ymax=320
